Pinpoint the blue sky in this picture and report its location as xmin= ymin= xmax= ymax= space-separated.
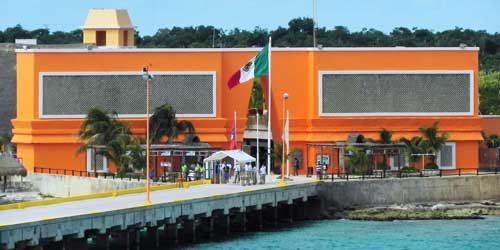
xmin=1 ymin=0 xmax=499 ymax=35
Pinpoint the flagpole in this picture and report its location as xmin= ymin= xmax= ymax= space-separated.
xmin=234 ymin=111 xmax=237 ymax=149
xmin=286 ymin=110 xmax=290 ymax=177
xmin=267 ymin=37 xmax=272 ymax=178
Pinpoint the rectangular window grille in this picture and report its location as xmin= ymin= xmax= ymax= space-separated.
xmin=86 ymin=148 xmax=108 ymax=173
xmin=320 ymin=71 xmax=472 ymax=116
xmin=438 ymin=143 xmax=456 ymax=169
xmin=40 ymin=72 xmax=216 ymax=118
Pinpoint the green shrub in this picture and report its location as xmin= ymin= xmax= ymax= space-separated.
xmin=376 ymin=163 xmax=388 ymax=170
xmin=424 ymin=162 xmax=438 ymax=170
xmin=401 ymin=167 xmax=420 ymax=173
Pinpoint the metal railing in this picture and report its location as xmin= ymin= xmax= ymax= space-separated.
xmin=311 ymin=167 xmax=500 ymax=182
xmin=33 ymin=167 xmax=192 ymax=183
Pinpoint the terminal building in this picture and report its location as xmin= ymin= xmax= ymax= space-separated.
xmin=12 ymin=9 xmax=483 ymax=175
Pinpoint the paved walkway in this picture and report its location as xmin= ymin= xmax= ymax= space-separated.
xmin=0 ymin=176 xmax=314 ymax=226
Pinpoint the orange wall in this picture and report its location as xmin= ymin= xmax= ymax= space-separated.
xmin=12 ymin=48 xmax=481 ymax=172
xmin=480 ymin=117 xmax=500 ymax=135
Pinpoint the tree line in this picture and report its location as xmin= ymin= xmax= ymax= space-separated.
xmin=1 ymin=17 xmax=500 ymax=71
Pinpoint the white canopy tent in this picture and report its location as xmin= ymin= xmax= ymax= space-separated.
xmin=203 ymin=150 xmax=256 ymax=183
xmin=203 ymin=150 xmax=256 ymax=164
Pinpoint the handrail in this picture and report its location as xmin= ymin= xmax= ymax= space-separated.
xmin=316 ymin=167 xmax=500 ymax=182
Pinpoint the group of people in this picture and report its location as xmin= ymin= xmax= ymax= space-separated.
xmin=181 ymin=162 xmax=204 ymax=181
xmin=214 ymin=161 xmax=267 ymax=185
xmin=315 ymin=161 xmax=328 ymax=180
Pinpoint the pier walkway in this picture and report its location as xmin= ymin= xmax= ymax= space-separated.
xmin=0 ymin=177 xmax=321 ymax=249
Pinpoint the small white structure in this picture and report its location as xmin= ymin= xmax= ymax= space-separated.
xmin=203 ymin=150 xmax=256 ymax=183
xmin=204 ymin=150 xmax=256 ymax=164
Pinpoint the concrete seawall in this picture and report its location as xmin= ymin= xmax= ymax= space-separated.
xmin=17 ymin=173 xmax=146 ymax=197
xmin=321 ymin=175 xmax=500 ymax=208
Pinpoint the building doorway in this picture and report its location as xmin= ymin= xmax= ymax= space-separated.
xmin=96 ymin=31 xmax=106 ymax=46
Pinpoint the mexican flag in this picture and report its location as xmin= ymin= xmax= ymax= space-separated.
xmin=227 ymin=45 xmax=269 ymax=89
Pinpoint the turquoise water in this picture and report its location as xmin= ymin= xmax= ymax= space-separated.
xmin=188 ymin=217 xmax=500 ymax=250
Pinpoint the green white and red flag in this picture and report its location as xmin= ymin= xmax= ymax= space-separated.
xmin=227 ymin=45 xmax=269 ymax=89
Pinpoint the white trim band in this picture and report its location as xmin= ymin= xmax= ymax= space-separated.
xmin=16 ymin=47 xmax=480 ymax=53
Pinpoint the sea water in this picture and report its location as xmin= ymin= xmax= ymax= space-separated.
xmin=187 ymin=216 xmax=500 ymax=250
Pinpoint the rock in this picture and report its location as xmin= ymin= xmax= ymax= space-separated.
xmin=431 ymin=204 xmax=446 ymax=210
xmin=480 ymin=200 xmax=497 ymax=206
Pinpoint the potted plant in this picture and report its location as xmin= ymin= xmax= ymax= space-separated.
xmin=422 ymin=162 xmax=440 ymax=176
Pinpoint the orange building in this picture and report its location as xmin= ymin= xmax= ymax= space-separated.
xmin=12 ymin=46 xmax=482 ymax=175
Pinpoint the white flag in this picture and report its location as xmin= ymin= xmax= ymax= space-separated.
xmin=283 ymin=113 xmax=289 ymax=146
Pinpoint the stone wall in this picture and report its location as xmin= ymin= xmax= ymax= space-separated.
xmin=321 ymin=175 xmax=500 ymax=208
xmin=0 ymin=44 xmax=16 ymax=134
xmin=15 ymin=173 xmax=146 ymax=197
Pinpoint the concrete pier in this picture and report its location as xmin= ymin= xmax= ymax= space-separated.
xmin=0 ymin=180 xmax=320 ymax=249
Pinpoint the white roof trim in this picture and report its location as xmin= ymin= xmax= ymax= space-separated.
xmin=204 ymin=150 xmax=256 ymax=163
xmin=480 ymin=115 xmax=500 ymax=118
xmin=15 ymin=47 xmax=480 ymax=53
xmin=83 ymin=26 xmax=135 ymax=29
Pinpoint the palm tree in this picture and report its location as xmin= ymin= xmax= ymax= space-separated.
xmin=419 ymin=122 xmax=449 ymax=166
xmin=377 ymin=128 xmax=393 ymax=169
xmin=77 ymin=107 xmax=132 ymax=174
xmin=149 ymin=104 xmax=195 ymax=144
xmin=0 ymin=133 xmax=9 ymax=153
xmin=400 ymin=136 xmax=426 ymax=166
xmin=248 ymin=79 xmax=264 ymax=113
xmin=107 ymin=133 xmax=134 ymax=176
xmin=345 ymin=145 xmax=369 ymax=174
xmin=481 ymin=131 xmax=500 ymax=148
xmin=127 ymin=137 xmax=147 ymax=173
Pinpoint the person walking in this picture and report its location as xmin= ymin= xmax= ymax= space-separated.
xmin=181 ymin=163 xmax=188 ymax=181
xmin=214 ymin=162 xmax=220 ymax=184
xmin=233 ymin=161 xmax=241 ymax=183
xmin=223 ymin=162 xmax=230 ymax=184
xmin=245 ymin=162 xmax=252 ymax=186
xmin=316 ymin=161 xmax=322 ymax=180
xmin=293 ymin=158 xmax=300 ymax=176
xmin=252 ymin=163 xmax=258 ymax=185
xmin=259 ymin=164 xmax=266 ymax=184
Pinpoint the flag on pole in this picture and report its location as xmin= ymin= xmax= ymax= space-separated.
xmin=227 ymin=45 xmax=269 ymax=89
xmin=283 ymin=112 xmax=289 ymax=146
xmin=229 ymin=114 xmax=237 ymax=150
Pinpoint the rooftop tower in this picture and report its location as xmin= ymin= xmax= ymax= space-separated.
xmin=83 ymin=9 xmax=134 ymax=47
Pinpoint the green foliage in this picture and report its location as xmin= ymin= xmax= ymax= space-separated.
xmin=424 ymin=162 xmax=439 ymax=170
xmin=400 ymin=136 xmax=426 ymax=163
xmin=345 ymin=145 xmax=369 ymax=173
xmin=419 ymin=122 xmax=449 ymax=158
xmin=401 ymin=166 xmax=420 ymax=173
xmin=0 ymin=133 xmax=11 ymax=152
xmin=0 ymin=24 xmax=81 ymax=44
xmin=77 ymin=107 xmax=131 ymax=153
xmin=479 ymin=71 xmax=500 ymax=115
xmin=127 ymin=137 xmax=147 ymax=173
xmin=400 ymin=122 xmax=448 ymax=168
xmin=77 ymin=107 xmax=133 ymax=174
xmin=248 ymin=79 xmax=264 ymax=111
xmin=376 ymin=163 xmax=388 ymax=170
xmin=149 ymin=104 xmax=195 ymax=144
xmin=272 ymin=142 xmax=300 ymax=166
xmin=481 ymin=131 xmax=500 ymax=148
xmin=378 ymin=128 xmax=393 ymax=145
xmin=3 ymin=19 xmax=500 ymax=70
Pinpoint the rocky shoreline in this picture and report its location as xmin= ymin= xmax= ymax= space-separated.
xmin=326 ymin=201 xmax=500 ymax=221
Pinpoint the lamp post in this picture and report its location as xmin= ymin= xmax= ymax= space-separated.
xmin=142 ymin=66 xmax=152 ymax=205
xmin=278 ymin=93 xmax=288 ymax=187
